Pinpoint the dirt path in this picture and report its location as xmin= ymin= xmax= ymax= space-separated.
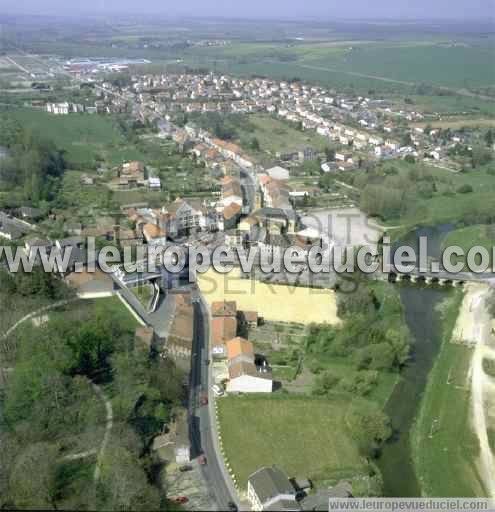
xmin=91 ymin=382 xmax=113 ymax=483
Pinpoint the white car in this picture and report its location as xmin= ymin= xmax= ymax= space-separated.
xmin=212 ymin=384 xmax=224 ymax=397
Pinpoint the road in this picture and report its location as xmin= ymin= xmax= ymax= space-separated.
xmin=188 ymin=286 xmax=239 ymax=511
xmin=240 ymin=168 xmax=256 ymax=215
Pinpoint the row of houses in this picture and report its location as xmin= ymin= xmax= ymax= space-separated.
xmin=210 ymin=300 xmax=272 ymax=393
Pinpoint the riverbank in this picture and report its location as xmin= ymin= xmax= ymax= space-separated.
xmin=412 ymin=287 xmax=486 ymax=497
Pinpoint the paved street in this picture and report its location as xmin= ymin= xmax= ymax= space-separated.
xmin=188 ymin=287 xmax=239 ymax=510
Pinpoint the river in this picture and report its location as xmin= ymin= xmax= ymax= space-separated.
xmin=377 ymin=224 xmax=456 ymax=496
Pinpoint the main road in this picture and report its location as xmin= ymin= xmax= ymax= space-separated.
xmin=188 ymin=285 xmax=240 ymax=511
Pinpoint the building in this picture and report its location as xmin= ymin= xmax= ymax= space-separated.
xmin=143 ymin=223 xmax=168 ymax=245
xmin=226 ymin=337 xmax=272 ymax=393
xmin=237 ymin=310 xmax=259 ymax=329
xmin=247 ymin=466 xmax=299 ymax=511
xmin=211 ymin=300 xmax=237 ymax=318
xmin=212 ymin=315 xmax=238 ymax=359
xmin=167 ymin=293 xmax=194 ymax=359
xmin=266 ymin=166 xmax=290 ymax=181
xmin=222 ymin=202 xmax=242 ymax=231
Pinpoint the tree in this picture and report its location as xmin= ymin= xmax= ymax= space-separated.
xmin=346 ymin=400 xmax=392 ymax=457
xmin=9 ymin=442 xmax=59 ymax=509
xmin=97 ymin=443 xmax=160 ymax=511
xmin=249 ymin=137 xmax=260 ymax=151
xmin=324 ymin=147 xmax=336 ymax=162
xmin=485 ymin=129 xmax=494 ymax=148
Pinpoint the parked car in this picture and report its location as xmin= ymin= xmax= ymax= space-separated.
xmin=171 ymin=496 xmax=188 ymax=504
xmin=198 ymin=454 xmax=207 ymax=465
xmin=200 ymin=395 xmax=208 ymax=406
xmin=227 ymin=501 xmax=238 ymax=511
xmin=212 ymin=384 xmax=224 ymax=397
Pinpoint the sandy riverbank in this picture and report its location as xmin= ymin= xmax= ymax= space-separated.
xmin=454 ymin=283 xmax=495 ymax=497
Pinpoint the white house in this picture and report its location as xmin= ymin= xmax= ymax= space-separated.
xmin=225 ymin=337 xmax=272 ymax=393
xmin=266 ymin=166 xmax=290 ymax=181
xmin=247 ymin=466 xmax=298 ymax=511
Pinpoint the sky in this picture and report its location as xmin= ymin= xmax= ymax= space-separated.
xmin=1 ymin=0 xmax=494 ymax=21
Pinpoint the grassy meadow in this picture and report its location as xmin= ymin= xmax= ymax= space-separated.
xmin=6 ymin=109 xmax=144 ymax=168
xmin=217 ymin=395 xmax=366 ymax=488
xmin=412 ymin=291 xmax=485 ymax=497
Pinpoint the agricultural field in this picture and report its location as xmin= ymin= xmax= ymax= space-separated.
xmin=197 ymin=268 xmax=340 ymax=325
xmin=4 ymin=109 xmax=144 ymax=168
xmin=217 ymin=395 xmax=366 ymax=489
xmin=412 ymin=292 xmax=485 ymax=497
xmin=184 ymin=39 xmax=495 ymax=96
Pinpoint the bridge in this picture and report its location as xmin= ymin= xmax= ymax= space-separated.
xmin=385 ymin=263 xmax=495 ymax=287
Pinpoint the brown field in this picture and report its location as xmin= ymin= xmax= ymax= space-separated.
xmin=197 ymin=268 xmax=340 ymax=325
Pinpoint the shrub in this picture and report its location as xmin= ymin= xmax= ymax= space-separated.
xmin=457 ymin=184 xmax=473 ymax=194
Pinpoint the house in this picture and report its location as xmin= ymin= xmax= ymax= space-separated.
xmin=65 ymin=222 xmax=83 ymax=236
xmin=18 ymin=206 xmax=42 ymax=221
xmin=237 ymin=310 xmax=259 ymax=329
xmin=0 ymin=220 xmax=22 ymax=240
xmin=335 ymin=152 xmax=353 ymax=162
xmin=226 ymin=337 xmax=272 ymax=393
xmin=53 ymin=238 xmax=88 ymax=276
xmin=212 ymin=315 xmax=238 ymax=359
xmin=220 ymin=176 xmax=243 ymax=207
xmin=143 ymin=224 xmax=167 ymax=245
xmin=251 ymin=208 xmax=298 ymax=236
xmin=148 ymin=177 xmax=161 ymax=190
xmin=266 ymin=166 xmax=290 ymax=181
xmin=321 ymin=161 xmax=337 ymax=173
xmin=24 ymin=238 xmax=53 ymax=261
xmin=167 ymin=197 xmax=211 ymax=235
xmin=222 ymin=202 xmax=242 ymax=231
xmin=247 ymin=466 xmax=299 ymax=511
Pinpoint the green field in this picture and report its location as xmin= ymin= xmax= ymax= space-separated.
xmin=346 ymin=160 xmax=495 ymax=229
xmin=440 ymin=224 xmax=495 ymax=270
xmin=185 ymin=40 xmax=495 ymax=95
xmin=412 ymin=292 xmax=485 ymax=497
xmin=217 ymin=395 xmax=366 ymax=488
xmin=6 ymin=109 xmax=144 ymax=168
xmin=237 ymin=113 xmax=329 ymax=156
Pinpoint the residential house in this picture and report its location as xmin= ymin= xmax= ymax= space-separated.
xmin=142 ymin=223 xmax=167 ymax=246
xmin=247 ymin=466 xmax=299 ymax=511
xmin=266 ymin=166 xmax=290 ymax=181
xmin=237 ymin=310 xmax=259 ymax=330
xmin=212 ymin=315 xmax=238 ymax=359
xmin=226 ymin=337 xmax=272 ymax=393
xmin=222 ymin=202 xmax=242 ymax=231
